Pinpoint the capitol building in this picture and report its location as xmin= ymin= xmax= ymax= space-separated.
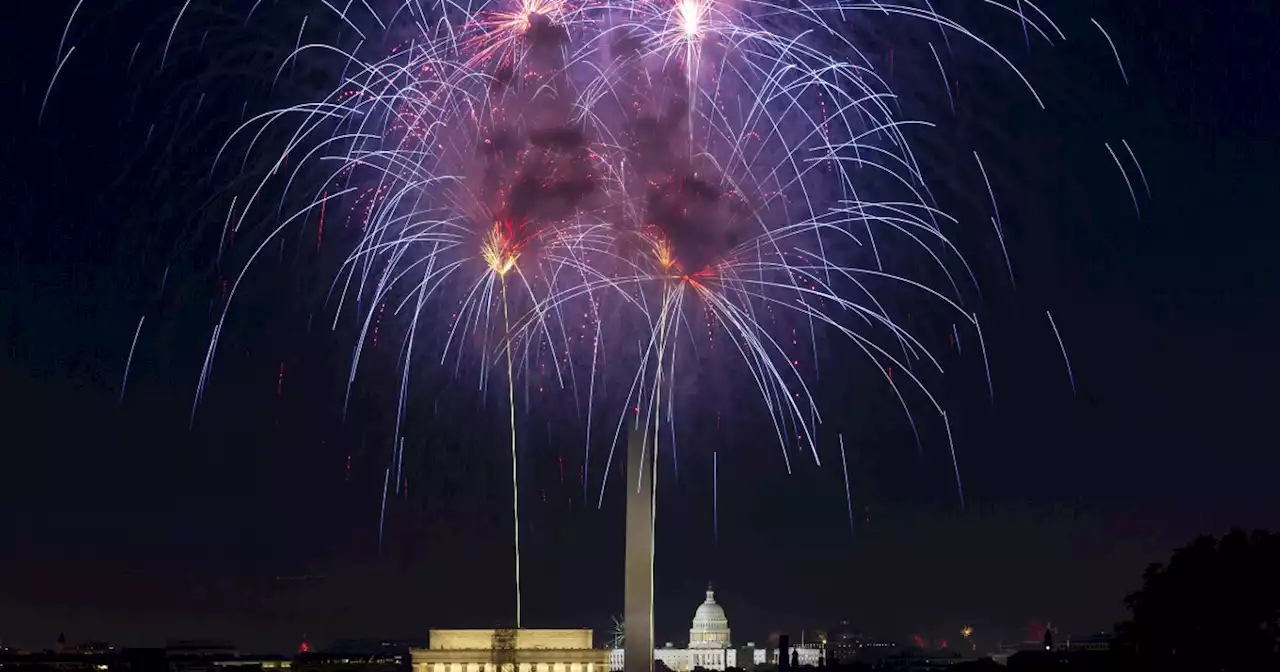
xmin=610 ymin=585 xmax=735 ymax=672
xmin=609 ymin=585 xmax=819 ymax=672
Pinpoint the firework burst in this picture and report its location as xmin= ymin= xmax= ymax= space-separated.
xmin=56 ymin=0 xmax=1141 ymax=623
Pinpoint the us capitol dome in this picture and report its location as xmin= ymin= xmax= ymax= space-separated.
xmin=688 ymin=584 xmax=732 ymax=649
xmin=613 ymin=583 xmax=787 ymax=672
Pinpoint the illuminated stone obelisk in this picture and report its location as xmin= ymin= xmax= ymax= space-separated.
xmin=624 ymin=423 xmax=654 ymax=672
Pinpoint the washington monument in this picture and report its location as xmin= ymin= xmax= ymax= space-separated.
xmin=624 ymin=423 xmax=654 ymax=672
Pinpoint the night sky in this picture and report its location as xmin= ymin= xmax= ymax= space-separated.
xmin=3 ymin=0 xmax=1279 ymax=656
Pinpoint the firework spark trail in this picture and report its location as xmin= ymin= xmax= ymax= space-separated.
xmin=397 ymin=437 xmax=405 ymax=492
xmin=839 ymin=434 xmax=853 ymax=536
xmin=712 ymin=449 xmax=718 ymax=541
xmin=973 ymin=151 xmax=1015 ymax=288
xmin=389 ymin=252 xmax=443 ymax=507
xmin=162 ymin=0 xmax=194 ymax=71
xmin=40 ymin=46 xmax=76 ymax=126
xmin=928 ymin=42 xmax=954 ymax=114
xmin=1105 ymin=141 xmax=1141 ymax=218
xmin=974 ymin=314 xmax=993 ymax=403
xmin=56 ymin=0 xmax=85 ymax=66
xmin=120 ymin=315 xmax=146 ymax=403
xmin=1121 ymin=139 xmax=1152 ymax=198
xmin=1090 ymin=17 xmax=1129 ymax=86
xmin=1046 ymin=310 xmax=1075 ymax=395
xmin=1019 ymin=0 xmax=1037 ymax=48
xmin=378 ymin=466 xmax=390 ymax=554
xmin=218 ymin=197 xmax=238 ymax=267
xmin=943 ymin=409 xmax=963 ymax=509
xmin=501 ymin=273 xmax=522 ymax=628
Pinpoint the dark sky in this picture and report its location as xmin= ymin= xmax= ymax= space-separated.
xmin=3 ymin=0 xmax=1279 ymax=655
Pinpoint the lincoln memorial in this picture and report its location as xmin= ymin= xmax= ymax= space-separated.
xmin=412 ymin=629 xmax=610 ymax=672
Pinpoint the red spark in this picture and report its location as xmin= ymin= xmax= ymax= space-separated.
xmin=372 ymin=302 xmax=385 ymax=346
xmin=317 ymin=191 xmax=326 ymax=251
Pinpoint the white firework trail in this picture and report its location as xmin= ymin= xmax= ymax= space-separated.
xmin=1105 ymin=141 xmax=1140 ymax=218
xmin=1090 ymin=17 xmax=1129 ymax=87
xmin=1121 ymin=138 xmax=1152 ymax=199
xmin=1046 ymin=310 xmax=1075 ymax=396
xmin=120 ymin=315 xmax=146 ymax=404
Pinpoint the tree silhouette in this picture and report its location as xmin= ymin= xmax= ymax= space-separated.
xmin=1114 ymin=529 xmax=1280 ymax=671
